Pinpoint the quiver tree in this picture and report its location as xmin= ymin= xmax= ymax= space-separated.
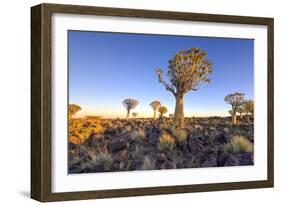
xmin=228 ymin=110 xmax=234 ymax=116
xmin=149 ymin=101 xmax=161 ymax=120
xmin=158 ymin=106 xmax=168 ymax=119
xmin=156 ymin=48 xmax=212 ymax=128
xmin=237 ymin=107 xmax=244 ymax=119
xmin=224 ymin=92 xmax=245 ymax=125
xmin=68 ymin=104 xmax=81 ymax=120
xmin=132 ymin=112 xmax=138 ymax=118
xmin=243 ymin=100 xmax=254 ymax=123
xmin=122 ymin=98 xmax=139 ymax=120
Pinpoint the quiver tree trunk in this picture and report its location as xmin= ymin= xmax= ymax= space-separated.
xmin=232 ymin=111 xmax=237 ymax=125
xmin=153 ymin=110 xmax=156 ymax=120
xmin=246 ymin=113 xmax=251 ymax=124
xmin=173 ymin=94 xmax=184 ymax=128
xmin=126 ymin=110 xmax=130 ymax=120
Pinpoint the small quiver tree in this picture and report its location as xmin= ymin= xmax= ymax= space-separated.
xmin=156 ymin=48 xmax=212 ymax=128
xmin=243 ymin=100 xmax=254 ymax=123
xmin=122 ymin=98 xmax=139 ymax=120
xmin=149 ymin=101 xmax=161 ymax=120
xmin=158 ymin=106 xmax=168 ymax=119
xmin=224 ymin=92 xmax=245 ymax=125
xmin=68 ymin=104 xmax=81 ymax=120
xmin=132 ymin=112 xmax=138 ymax=118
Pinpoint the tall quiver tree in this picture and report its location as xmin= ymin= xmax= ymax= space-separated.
xmin=68 ymin=104 xmax=81 ymax=120
xmin=122 ymin=98 xmax=139 ymax=120
xmin=224 ymin=92 xmax=245 ymax=125
xmin=156 ymin=48 xmax=212 ymax=128
xmin=150 ymin=101 xmax=161 ymax=120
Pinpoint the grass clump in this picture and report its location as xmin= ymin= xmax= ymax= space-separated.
xmin=141 ymin=156 xmax=156 ymax=170
xmin=130 ymin=128 xmax=146 ymax=141
xmin=223 ymin=135 xmax=253 ymax=154
xmin=170 ymin=127 xmax=188 ymax=144
xmin=90 ymin=153 xmax=113 ymax=171
xmin=157 ymin=132 xmax=175 ymax=151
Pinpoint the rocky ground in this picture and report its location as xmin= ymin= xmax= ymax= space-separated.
xmin=68 ymin=116 xmax=254 ymax=174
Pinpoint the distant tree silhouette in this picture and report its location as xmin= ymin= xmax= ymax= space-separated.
xmin=69 ymin=104 xmax=81 ymax=120
xmin=132 ymin=112 xmax=138 ymax=118
xmin=150 ymin=101 xmax=161 ymax=120
xmin=158 ymin=106 xmax=168 ymax=119
xmin=122 ymin=98 xmax=139 ymax=120
xmin=156 ymin=48 xmax=212 ymax=128
xmin=225 ymin=92 xmax=245 ymax=125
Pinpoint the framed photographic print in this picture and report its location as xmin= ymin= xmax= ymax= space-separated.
xmin=31 ymin=3 xmax=274 ymax=202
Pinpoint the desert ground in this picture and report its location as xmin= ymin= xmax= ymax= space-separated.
xmin=68 ymin=116 xmax=254 ymax=174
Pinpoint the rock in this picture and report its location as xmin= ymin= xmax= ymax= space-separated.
xmin=194 ymin=124 xmax=203 ymax=131
xmin=69 ymin=136 xmax=81 ymax=145
xmin=107 ymin=137 xmax=126 ymax=153
xmin=157 ymin=153 xmax=167 ymax=162
xmin=164 ymin=161 xmax=174 ymax=169
xmin=183 ymin=153 xmax=199 ymax=168
xmin=89 ymin=164 xmax=104 ymax=173
xmin=186 ymin=125 xmax=196 ymax=133
xmin=110 ymin=161 xmax=120 ymax=171
xmin=149 ymin=127 xmax=160 ymax=144
xmin=114 ymin=149 xmax=128 ymax=162
xmin=104 ymin=128 xmax=119 ymax=136
xmin=176 ymin=162 xmax=184 ymax=168
xmin=128 ymin=142 xmax=136 ymax=151
xmin=223 ymin=127 xmax=230 ymax=133
xmin=224 ymin=152 xmax=253 ymax=166
xmin=201 ymin=155 xmax=218 ymax=167
xmin=187 ymin=136 xmax=202 ymax=154
xmin=218 ymin=153 xmax=229 ymax=166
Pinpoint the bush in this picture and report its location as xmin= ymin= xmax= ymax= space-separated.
xmin=90 ymin=153 xmax=113 ymax=171
xmin=130 ymin=128 xmax=146 ymax=141
xmin=223 ymin=135 xmax=253 ymax=154
xmin=141 ymin=156 xmax=156 ymax=170
xmin=157 ymin=132 xmax=175 ymax=151
xmin=170 ymin=127 xmax=188 ymax=144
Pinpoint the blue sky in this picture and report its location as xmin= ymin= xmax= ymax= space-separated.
xmin=68 ymin=30 xmax=254 ymax=118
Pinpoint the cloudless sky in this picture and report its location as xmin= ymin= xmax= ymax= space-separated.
xmin=68 ymin=30 xmax=254 ymax=118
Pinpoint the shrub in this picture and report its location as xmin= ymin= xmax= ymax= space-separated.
xmin=173 ymin=128 xmax=188 ymax=144
xmin=130 ymin=128 xmax=146 ymax=141
xmin=223 ymin=135 xmax=253 ymax=154
xmin=141 ymin=156 xmax=156 ymax=170
xmin=157 ymin=132 xmax=175 ymax=151
xmin=159 ymin=123 xmax=169 ymax=130
xmin=90 ymin=153 xmax=113 ymax=171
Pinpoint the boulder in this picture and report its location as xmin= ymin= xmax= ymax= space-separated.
xmin=69 ymin=136 xmax=81 ymax=145
xmin=114 ymin=149 xmax=128 ymax=162
xmin=163 ymin=161 xmax=174 ymax=169
xmin=157 ymin=153 xmax=167 ymax=162
xmin=224 ymin=152 xmax=253 ymax=166
xmin=201 ymin=155 xmax=218 ymax=167
xmin=107 ymin=137 xmax=126 ymax=153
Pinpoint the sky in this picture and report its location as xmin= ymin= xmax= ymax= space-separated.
xmin=68 ymin=30 xmax=254 ymax=118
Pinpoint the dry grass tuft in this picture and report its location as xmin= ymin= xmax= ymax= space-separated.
xmin=141 ymin=156 xmax=156 ymax=170
xmin=223 ymin=135 xmax=253 ymax=154
xmin=157 ymin=132 xmax=175 ymax=151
